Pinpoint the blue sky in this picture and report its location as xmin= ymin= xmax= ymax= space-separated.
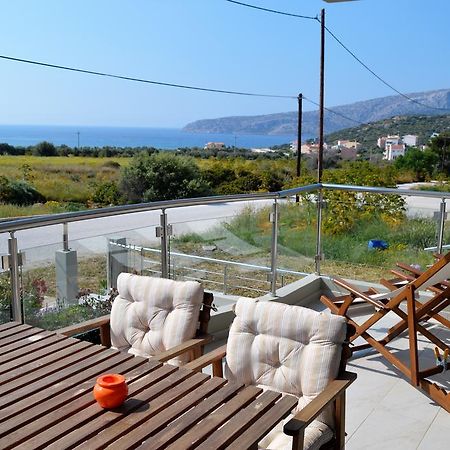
xmin=0 ymin=0 xmax=449 ymax=128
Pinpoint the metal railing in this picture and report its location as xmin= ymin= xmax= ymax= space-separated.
xmin=1 ymin=182 xmax=449 ymax=323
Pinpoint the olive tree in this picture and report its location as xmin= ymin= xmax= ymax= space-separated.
xmin=119 ymin=152 xmax=211 ymax=203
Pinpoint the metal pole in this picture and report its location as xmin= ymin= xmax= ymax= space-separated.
xmin=63 ymin=222 xmax=69 ymax=251
xmin=160 ymin=210 xmax=169 ymax=278
xmin=270 ymin=199 xmax=279 ymax=296
xmin=223 ymin=265 xmax=228 ymax=295
xmin=315 ymin=190 xmax=324 ymax=275
xmin=8 ymin=232 xmax=23 ymax=323
xmin=437 ymin=199 xmax=446 ymax=254
xmin=296 ymin=93 xmax=303 ymax=203
xmin=318 ymin=8 xmax=325 ymax=183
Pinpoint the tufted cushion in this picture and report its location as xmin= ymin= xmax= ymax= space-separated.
xmin=225 ymin=298 xmax=347 ymax=450
xmin=110 ymin=273 xmax=204 ymax=365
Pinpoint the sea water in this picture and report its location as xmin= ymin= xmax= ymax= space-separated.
xmin=0 ymin=125 xmax=294 ymax=149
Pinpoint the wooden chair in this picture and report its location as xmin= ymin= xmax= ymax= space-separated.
xmin=185 ymin=298 xmax=357 ymax=450
xmin=320 ymin=252 xmax=450 ymax=412
xmin=58 ymin=273 xmax=214 ymax=365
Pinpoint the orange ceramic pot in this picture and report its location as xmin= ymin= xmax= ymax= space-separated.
xmin=93 ymin=373 xmax=128 ymax=409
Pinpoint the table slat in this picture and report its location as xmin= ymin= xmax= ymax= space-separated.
xmin=225 ymin=395 xmax=298 ymax=450
xmin=0 ymin=323 xmax=33 ymax=339
xmin=0 ymin=347 xmax=123 ymax=424
xmin=195 ymin=390 xmax=282 ymax=450
xmin=0 ymin=321 xmax=22 ymax=332
xmin=8 ymin=359 xmax=163 ymax=450
xmin=0 ymin=339 xmax=92 ymax=387
xmin=0 ymin=329 xmax=56 ymax=357
xmin=0 ymin=344 xmax=105 ymax=406
xmin=0 ymin=334 xmax=78 ymax=374
xmin=47 ymin=369 xmax=206 ymax=450
xmin=142 ymin=381 xmax=244 ymax=450
xmin=106 ymin=376 xmax=227 ymax=450
xmin=165 ymin=385 xmax=263 ymax=450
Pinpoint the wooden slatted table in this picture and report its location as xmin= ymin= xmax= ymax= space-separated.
xmin=0 ymin=322 xmax=298 ymax=449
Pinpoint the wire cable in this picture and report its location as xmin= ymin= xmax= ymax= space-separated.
xmin=324 ymin=26 xmax=450 ymax=112
xmin=224 ymin=0 xmax=449 ymax=112
xmin=303 ymin=95 xmax=365 ymax=126
xmin=0 ymin=54 xmax=297 ymax=100
xmin=224 ymin=0 xmax=318 ymax=20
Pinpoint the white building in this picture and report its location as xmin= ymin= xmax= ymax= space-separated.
xmin=402 ymin=135 xmax=418 ymax=147
xmin=383 ymin=143 xmax=406 ymax=161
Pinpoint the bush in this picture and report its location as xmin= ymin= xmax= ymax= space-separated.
xmin=32 ymin=141 xmax=57 ymax=157
xmin=120 ymin=152 xmax=211 ymax=203
xmin=90 ymin=181 xmax=122 ymax=206
xmin=0 ymin=176 xmax=46 ymax=205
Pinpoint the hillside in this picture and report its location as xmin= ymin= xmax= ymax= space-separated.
xmin=183 ymin=88 xmax=450 ymax=137
xmin=324 ymin=115 xmax=450 ymax=148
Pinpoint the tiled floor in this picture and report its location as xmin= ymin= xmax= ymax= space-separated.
xmin=206 ymin=301 xmax=450 ymax=449
xmin=335 ymin=306 xmax=450 ymax=449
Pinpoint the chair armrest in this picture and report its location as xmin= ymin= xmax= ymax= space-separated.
xmin=155 ymin=335 xmax=213 ymax=362
xmin=283 ymin=371 xmax=357 ymax=436
xmin=57 ymin=314 xmax=111 ymax=337
xmin=184 ymin=344 xmax=227 ymax=374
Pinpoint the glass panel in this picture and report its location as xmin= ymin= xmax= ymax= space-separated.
xmin=167 ymin=201 xmax=275 ymax=297
xmin=17 ymin=212 xmax=160 ymax=331
xmin=319 ymin=190 xmax=443 ymax=281
xmin=0 ymin=268 xmax=11 ymax=324
xmin=276 ymin=197 xmax=318 ymax=279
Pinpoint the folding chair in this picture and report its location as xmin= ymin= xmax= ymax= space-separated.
xmin=321 ymin=252 xmax=450 ymax=412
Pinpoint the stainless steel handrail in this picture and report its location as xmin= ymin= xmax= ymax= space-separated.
xmin=0 ymin=182 xmax=446 ymax=234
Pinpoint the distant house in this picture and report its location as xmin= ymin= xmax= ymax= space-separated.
xmin=337 ymin=140 xmax=361 ymax=150
xmin=251 ymin=148 xmax=276 ymax=154
xmin=377 ymin=135 xmax=400 ymax=149
xmin=204 ymin=142 xmax=225 ymax=150
xmin=383 ymin=143 xmax=406 ymax=161
xmin=402 ymin=134 xmax=418 ymax=147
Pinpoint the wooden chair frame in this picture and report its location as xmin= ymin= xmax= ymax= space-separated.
xmin=184 ymin=324 xmax=356 ymax=450
xmin=58 ymin=292 xmax=214 ymax=363
xmin=321 ymin=253 xmax=450 ymax=412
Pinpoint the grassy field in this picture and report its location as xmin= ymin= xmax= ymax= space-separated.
xmin=0 ymin=155 xmax=129 ymax=216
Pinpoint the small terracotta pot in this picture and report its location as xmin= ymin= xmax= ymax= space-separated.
xmin=93 ymin=373 xmax=128 ymax=409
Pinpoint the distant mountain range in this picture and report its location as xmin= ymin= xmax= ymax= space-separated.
xmin=183 ymin=88 xmax=450 ymax=138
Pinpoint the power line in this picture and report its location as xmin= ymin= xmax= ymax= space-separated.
xmin=303 ymin=95 xmax=365 ymax=126
xmin=324 ymin=26 xmax=450 ymax=113
xmin=224 ymin=0 xmax=449 ymax=112
xmin=224 ymin=0 xmax=318 ymax=20
xmin=0 ymin=54 xmax=296 ymax=100
xmin=0 ymin=54 xmax=366 ymax=127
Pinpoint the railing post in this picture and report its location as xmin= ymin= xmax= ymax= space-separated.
xmin=8 ymin=232 xmax=22 ymax=323
xmin=159 ymin=209 xmax=170 ymax=279
xmin=437 ymin=199 xmax=447 ymax=254
xmin=63 ymin=222 xmax=69 ymax=251
xmin=270 ymin=199 xmax=279 ymax=296
xmin=315 ymin=189 xmax=324 ymax=275
xmin=223 ymin=265 xmax=228 ymax=294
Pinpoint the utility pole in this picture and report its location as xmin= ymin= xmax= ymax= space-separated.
xmin=317 ymin=8 xmax=325 ymax=183
xmin=77 ymin=131 xmax=80 ymax=149
xmin=296 ymin=93 xmax=303 ymax=178
xmin=296 ymin=93 xmax=303 ymax=203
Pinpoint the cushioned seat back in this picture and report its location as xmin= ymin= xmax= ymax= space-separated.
xmin=225 ymin=298 xmax=347 ymax=426
xmin=110 ymin=273 xmax=204 ymax=364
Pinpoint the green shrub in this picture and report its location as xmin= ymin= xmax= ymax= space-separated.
xmin=0 ymin=176 xmax=45 ymax=205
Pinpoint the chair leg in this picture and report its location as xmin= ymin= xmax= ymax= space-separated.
xmin=334 ymin=391 xmax=346 ymax=450
xmin=291 ymin=430 xmax=305 ymax=450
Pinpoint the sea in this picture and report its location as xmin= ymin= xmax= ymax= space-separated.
xmin=0 ymin=125 xmax=294 ymax=150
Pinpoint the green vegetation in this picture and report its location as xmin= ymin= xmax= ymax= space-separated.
xmin=120 ymin=152 xmax=211 ymax=203
xmin=325 ymin=114 xmax=450 ymax=150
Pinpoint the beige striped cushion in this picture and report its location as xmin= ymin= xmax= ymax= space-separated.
xmin=110 ymin=273 xmax=204 ymax=365
xmin=225 ymin=298 xmax=347 ymax=449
